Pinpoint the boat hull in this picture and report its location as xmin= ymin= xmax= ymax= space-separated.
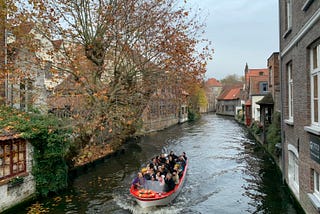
xmin=130 ymin=160 xmax=188 ymax=208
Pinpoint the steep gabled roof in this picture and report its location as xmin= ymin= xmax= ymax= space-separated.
xmin=217 ymin=85 xmax=242 ymax=101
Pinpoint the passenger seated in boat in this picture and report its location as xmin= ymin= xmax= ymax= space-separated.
xmin=164 ymin=172 xmax=176 ymax=192
xmin=177 ymin=156 xmax=186 ymax=170
xmin=182 ymin=152 xmax=187 ymax=161
xmin=159 ymin=164 xmax=168 ymax=176
xmin=172 ymin=170 xmax=179 ymax=185
xmin=152 ymin=157 xmax=159 ymax=168
xmin=132 ymin=172 xmax=146 ymax=189
xmin=173 ymin=164 xmax=183 ymax=177
xmin=148 ymin=168 xmax=156 ymax=180
xmin=155 ymin=171 xmax=165 ymax=185
xmin=165 ymin=159 xmax=173 ymax=172
xmin=159 ymin=153 xmax=167 ymax=163
xmin=169 ymin=151 xmax=178 ymax=161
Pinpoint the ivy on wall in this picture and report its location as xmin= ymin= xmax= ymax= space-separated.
xmin=0 ymin=106 xmax=72 ymax=196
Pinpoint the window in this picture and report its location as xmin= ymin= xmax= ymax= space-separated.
xmin=311 ymin=44 xmax=320 ymax=126
xmin=20 ymin=79 xmax=33 ymax=112
xmin=285 ymin=0 xmax=292 ymax=31
xmin=0 ymin=139 xmax=26 ymax=180
xmin=288 ymin=63 xmax=293 ymax=120
xmin=259 ymin=82 xmax=268 ymax=94
xmin=314 ymin=170 xmax=320 ymax=200
xmin=288 ymin=151 xmax=299 ymax=194
xmin=269 ymin=67 xmax=273 ymax=86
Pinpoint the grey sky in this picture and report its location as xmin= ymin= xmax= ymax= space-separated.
xmin=187 ymin=0 xmax=279 ymax=80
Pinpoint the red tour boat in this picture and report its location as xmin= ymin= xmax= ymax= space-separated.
xmin=130 ymin=158 xmax=188 ymax=208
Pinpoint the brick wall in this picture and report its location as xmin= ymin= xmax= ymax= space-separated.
xmin=279 ymin=0 xmax=320 ymax=213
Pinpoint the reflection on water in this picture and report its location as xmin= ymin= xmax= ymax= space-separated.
xmin=12 ymin=114 xmax=303 ymax=214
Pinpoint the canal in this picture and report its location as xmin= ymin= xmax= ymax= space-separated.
xmin=15 ymin=114 xmax=303 ymax=213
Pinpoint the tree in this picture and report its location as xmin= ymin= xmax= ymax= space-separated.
xmin=3 ymin=0 xmax=213 ymax=148
xmin=188 ymin=82 xmax=207 ymax=118
xmin=220 ymin=74 xmax=244 ymax=86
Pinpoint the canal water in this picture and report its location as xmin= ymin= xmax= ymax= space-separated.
xmin=15 ymin=114 xmax=303 ymax=213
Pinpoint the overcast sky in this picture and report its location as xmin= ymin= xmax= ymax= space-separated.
xmin=186 ymin=0 xmax=279 ymax=80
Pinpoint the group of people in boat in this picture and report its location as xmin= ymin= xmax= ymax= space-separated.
xmin=132 ymin=151 xmax=187 ymax=193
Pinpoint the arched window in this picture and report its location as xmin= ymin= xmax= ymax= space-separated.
xmin=288 ymin=146 xmax=299 ymax=198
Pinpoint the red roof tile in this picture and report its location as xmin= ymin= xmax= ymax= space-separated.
xmin=218 ymin=86 xmax=242 ymax=100
xmin=206 ymin=78 xmax=222 ymax=87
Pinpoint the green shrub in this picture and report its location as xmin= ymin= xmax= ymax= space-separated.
xmin=188 ymin=108 xmax=200 ymax=121
xmin=0 ymin=106 xmax=72 ymax=196
xmin=266 ymin=111 xmax=281 ymax=155
xmin=250 ymin=121 xmax=262 ymax=135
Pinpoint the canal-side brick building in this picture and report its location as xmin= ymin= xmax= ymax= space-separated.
xmin=279 ymin=0 xmax=320 ymax=213
xmin=267 ymin=52 xmax=280 ymax=113
xmin=243 ymin=65 xmax=269 ymax=125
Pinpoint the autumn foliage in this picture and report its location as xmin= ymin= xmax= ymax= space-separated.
xmin=1 ymin=0 xmax=213 ymax=148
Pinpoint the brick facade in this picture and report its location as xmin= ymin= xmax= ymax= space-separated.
xmin=279 ymin=0 xmax=320 ymax=213
xmin=267 ymin=52 xmax=280 ymax=112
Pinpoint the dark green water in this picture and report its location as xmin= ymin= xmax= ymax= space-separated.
xmin=10 ymin=114 xmax=303 ymax=213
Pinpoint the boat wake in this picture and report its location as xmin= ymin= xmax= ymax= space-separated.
xmin=114 ymin=193 xmax=183 ymax=214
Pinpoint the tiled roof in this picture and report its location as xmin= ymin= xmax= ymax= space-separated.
xmin=206 ymin=78 xmax=222 ymax=87
xmin=218 ymin=86 xmax=242 ymax=100
xmin=0 ymin=130 xmax=21 ymax=141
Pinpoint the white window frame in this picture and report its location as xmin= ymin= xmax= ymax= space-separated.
xmin=288 ymin=63 xmax=293 ymax=120
xmin=288 ymin=149 xmax=299 ymax=197
xmin=314 ymin=170 xmax=320 ymax=200
xmin=311 ymin=44 xmax=320 ymax=126
xmin=286 ymin=0 xmax=292 ymax=30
